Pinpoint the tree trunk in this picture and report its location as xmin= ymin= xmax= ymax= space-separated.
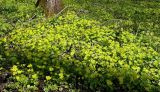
xmin=36 ymin=0 xmax=64 ymax=17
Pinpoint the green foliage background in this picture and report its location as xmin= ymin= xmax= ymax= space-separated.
xmin=0 ymin=0 xmax=160 ymax=92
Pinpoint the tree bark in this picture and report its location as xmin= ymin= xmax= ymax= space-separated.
xmin=36 ymin=0 xmax=64 ymax=17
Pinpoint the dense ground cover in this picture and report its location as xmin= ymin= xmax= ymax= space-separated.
xmin=0 ymin=0 xmax=160 ymax=92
